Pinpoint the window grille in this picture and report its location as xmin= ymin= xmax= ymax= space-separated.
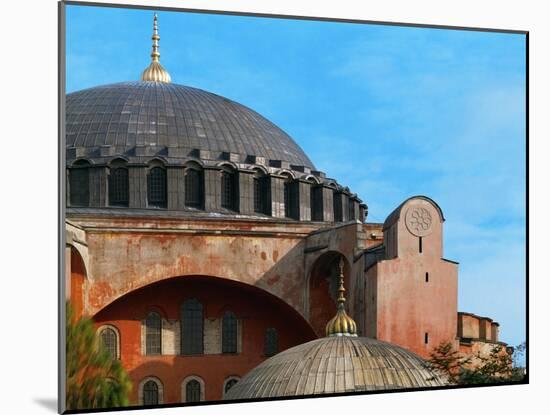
xmin=333 ymin=193 xmax=343 ymax=222
xmin=148 ymin=167 xmax=167 ymax=208
xmin=310 ymin=186 xmax=323 ymax=221
xmin=185 ymin=380 xmax=201 ymax=403
xmin=145 ymin=312 xmax=162 ymax=355
xmin=221 ymin=170 xmax=236 ymax=210
xmin=143 ymin=380 xmax=159 ymax=405
xmin=284 ymin=180 xmax=298 ymax=219
xmin=181 ymin=299 xmax=204 ymax=355
xmin=69 ymin=167 xmax=90 ymax=207
xmin=222 ymin=311 xmax=238 ymax=354
xmin=224 ymin=379 xmax=238 ymax=394
xmin=185 ymin=168 xmax=203 ymax=208
xmin=264 ymin=327 xmax=278 ymax=356
xmin=108 ymin=167 xmax=129 ymax=206
xmin=100 ymin=328 xmax=117 ymax=359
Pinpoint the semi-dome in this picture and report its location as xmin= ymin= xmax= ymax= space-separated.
xmin=224 ymin=259 xmax=448 ymax=400
xmin=66 ymin=81 xmax=315 ymax=170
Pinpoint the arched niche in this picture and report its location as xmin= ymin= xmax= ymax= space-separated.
xmin=308 ymin=251 xmax=350 ymax=337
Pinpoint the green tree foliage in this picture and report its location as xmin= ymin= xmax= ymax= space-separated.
xmin=66 ymin=302 xmax=132 ymax=410
xmin=428 ymin=341 xmax=526 ymax=385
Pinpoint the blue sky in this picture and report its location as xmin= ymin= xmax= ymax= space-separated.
xmin=66 ymin=5 xmax=526 ymax=349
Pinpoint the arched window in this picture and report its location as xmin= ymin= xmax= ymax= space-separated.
xmin=108 ymin=167 xmax=129 ymax=206
xmin=264 ymin=327 xmax=278 ymax=357
xmin=284 ymin=178 xmax=298 ymax=219
xmin=181 ymin=376 xmax=205 ymax=402
xmin=100 ymin=327 xmax=118 ymax=359
xmin=184 ymin=167 xmax=203 ymax=209
xmin=148 ymin=166 xmax=167 ymax=208
xmin=185 ymin=380 xmax=201 ymax=403
xmin=348 ymin=198 xmax=356 ymax=221
xmin=310 ymin=185 xmax=323 ymax=221
xmin=221 ymin=169 xmax=237 ymax=211
xmin=181 ymin=299 xmax=203 ymax=355
xmin=69 ymin=161 xmax=90 ymax=207
xmin=223 ymin=377 xmax=239 ymax=396
xmin=145 ymin=312 xmax=162 ymax=355
xmin=222 ymin=311 xmax=238 ymax=354
xmin=333 ymin=192 xmax=343 ymax=222
xmin=142 ymin=380 xmax=160 ymax=405
xmin=253 ymin=172 xmax=270 ymax=215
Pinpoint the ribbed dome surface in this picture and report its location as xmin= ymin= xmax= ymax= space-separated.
xmin=66 ymin=81 xmax=315 ymax=169
xmin=225 ymin=336 xmax=447 ymax=400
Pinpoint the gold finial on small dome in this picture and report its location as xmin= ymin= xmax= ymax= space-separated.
xmin=141 ymin=13 xmax=172 ymax=83
xmin=325 ymin=258 xmax=358 ymax=337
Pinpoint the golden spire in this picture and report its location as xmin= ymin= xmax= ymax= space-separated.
xmin=325 ymin=258 xmax=358 ymax=337
xmin=141 ymin=13 xmax=172 ymax=83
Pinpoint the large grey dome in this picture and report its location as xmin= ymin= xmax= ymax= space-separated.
xmin=224 ymin=336 xmax=448 ymax=400
xmin=66 ymin=81 xmax=315 ymax=170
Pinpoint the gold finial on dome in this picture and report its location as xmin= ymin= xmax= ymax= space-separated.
xmin=141 ymin=13 xmax=172 ymax=83
xmin=325 ymin=258 xmax=358 ymax=337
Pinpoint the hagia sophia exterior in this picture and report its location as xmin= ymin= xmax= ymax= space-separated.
xmin=64 ymin=14 xmax=508 ymax=407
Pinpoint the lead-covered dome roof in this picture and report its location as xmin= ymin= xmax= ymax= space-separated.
xmin=66 ymin=81 xmax=315 ymax=170
xmin=224 ymin=336 xmax=448 ymax=400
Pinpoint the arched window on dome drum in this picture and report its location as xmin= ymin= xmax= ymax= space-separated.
xmin=185 ymin=380 xmax=201 ymax=403
xmin=69 ymin=162 xmax=90 ymax=207
xmin=145 ymin=312 xmax=162 ymax=355
xmin=181 ymin=299 xmax=203 ymax=355
xmin=348 ymin=198 xmax=356 ymax=221
xmin=100 ymin=328 xmax=117 ymax=359
xmin=284 ymin=180 xmax=298 ymax=219
xmin=221 ymin=170 xmax=237 ymax=211
xmin=108 ymin=167 xmax=129 ymax=207
xmin=143 ymin=380 xmax=159 ymax=405
xmin=264 ymin=327 xmax=278 ymax=357
xmin=222 ymin=311 xmax=238 ymax=354
xmin=310 ymin=186 xmax=323 ymax=221
xmin=253 ymin=175 xmax=270 ymax=215
xmin=185 ymin=168 xmax=203 ymax=209
xmin=147 ymin=167 xmax=167 ymax=208
xmin=333 ymin=193 xmax=343 ymax=222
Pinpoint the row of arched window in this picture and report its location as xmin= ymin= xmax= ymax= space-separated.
xmin=68 ymin=160 xmax=360 ymax=221
xmin=139 ymin=375 xmax=240 ymax=405
xmin=98 ymin=303 xmax=278 ymax=358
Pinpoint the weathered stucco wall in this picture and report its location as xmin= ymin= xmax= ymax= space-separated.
xmin=68 ymin=216 xmax=322 ymax=318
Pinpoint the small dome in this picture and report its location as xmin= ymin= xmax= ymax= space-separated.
xmin=224 ymin=336 xmax=448 ymax=400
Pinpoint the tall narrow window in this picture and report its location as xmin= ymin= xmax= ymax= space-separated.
xmin=100 ymin=328 xmax=118 ymax=359
xmin=419 ymin=237 xmax=423 ymax=253
xmin=148 ymin=167 xmax=167 ymax=208
xmin=109 ymin=167 xmax=129 ymax=206
xmin=181 ymin=299 xmax=203 ymax=355
xmin=143 ymin=380 xmax=159 ymax=405
xmin=333 ymin=193 xmax=343 ymax=222
xmin=69 ymin=163 xmax=90 ymax=207
xmin=253 ymin=175 xmax=270 ymax=214
xmin=424 ymin=332 xmax=429 ymax=344
xmin=348 ymin=198 xmax=355 ymax=221
xmin=284 ymin=180 xmax=298 ymax=219
xmin=221 ymin=170 xmax=237 ymax=210
xmin=185 ymin=380 xmax=201 ymax=403
xmin=310 ymin=186 xmax=323 ymax=221
xmin=425 ymin=272 xmax=429 ymax=282
xmin=264 ymin=327 xmax=278 ymax=357
xmin=185 ymin=168 xmax=203 ymax=208
xmin=222 ymin=311 xmax=238 ymax=354
xmin=145 ymin=312 xmax=162 ymax=355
